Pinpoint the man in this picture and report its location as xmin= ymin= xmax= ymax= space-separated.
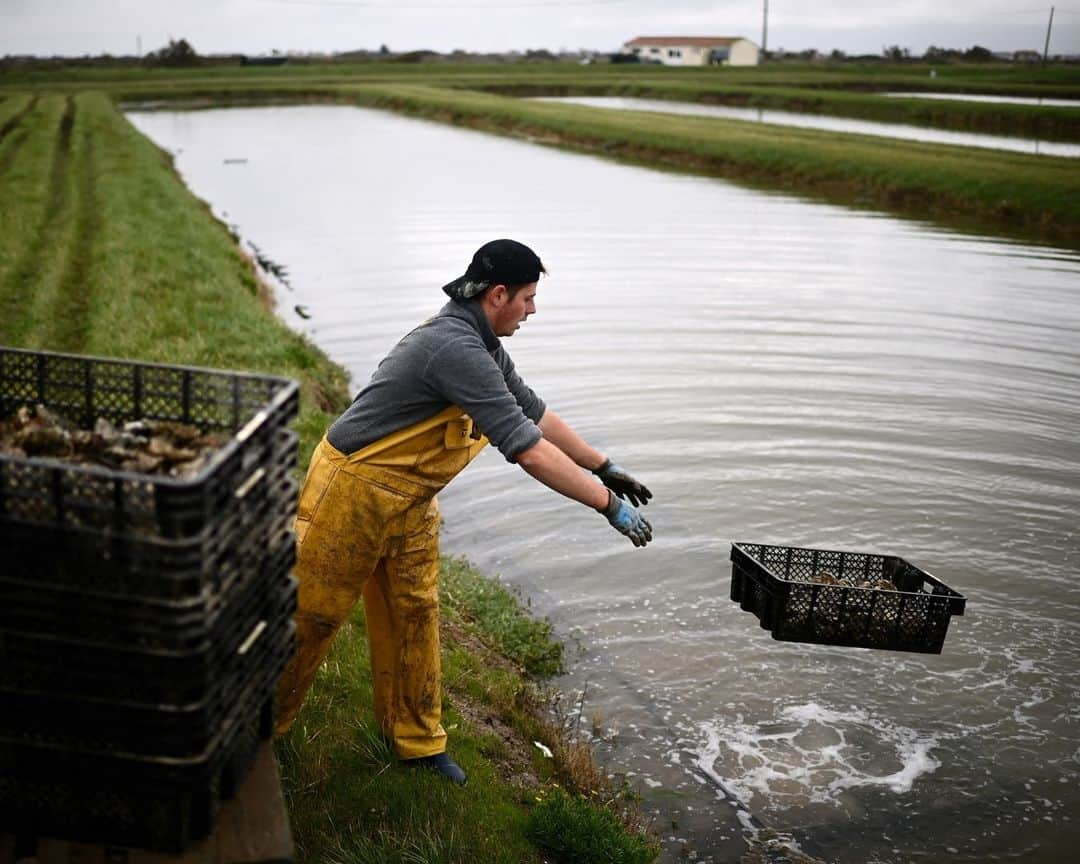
xmin=274 ymin=239 xmax=652 ymax=785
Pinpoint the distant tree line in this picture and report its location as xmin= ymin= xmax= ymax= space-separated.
xmin=146 ymin=39 xmax=199 ymax=67
xmin=2 ymin=38 xmax=1077 ymax=71
xmin=767 ymin=44 xmax=1065 ymax=64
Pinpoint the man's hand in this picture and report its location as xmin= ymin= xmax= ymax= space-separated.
xmin=602 ymin=491 xmax=653 ymax=547
xmin=593 ymin=459 xmax=652 ymax=508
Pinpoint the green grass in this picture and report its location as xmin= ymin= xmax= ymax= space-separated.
xmin=462 ymin=78 xmax=1080 ymax=142
xmin=526 ymin=788 xmax=659 ymax=864
xmin=278 ymin=556 xmax=657 ymax=863
xmin=276 ymin=609 xmax=544 ymax=864
xmin=440 ymin=555 xmax=564 ymax=678
xmin=0 ymin=91 xmax=350 ymax=460
xmin=4 ymin=59 xmax=1078 ymax=139
xmin=0 ymin=92 xmax=33 ymax=128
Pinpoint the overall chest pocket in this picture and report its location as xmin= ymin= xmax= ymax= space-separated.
xmin=443 ymin=416 xmax=475 ymax=450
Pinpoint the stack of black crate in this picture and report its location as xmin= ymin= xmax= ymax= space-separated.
xmin=0 ymin=347 xmax=300 ymax=852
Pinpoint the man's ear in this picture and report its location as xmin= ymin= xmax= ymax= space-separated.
xmin=489 ymin=283 xmax=508 ymax=306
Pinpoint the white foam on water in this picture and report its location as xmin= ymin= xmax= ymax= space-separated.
xmin=693 ymin=702 xmax=941 ymax=812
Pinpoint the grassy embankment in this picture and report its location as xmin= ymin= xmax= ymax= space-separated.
xmin=461 ymin=77 xmax=1080 ymax=142
xmin=5 ymin=60 xmax=1079 ymax=140
xmin=5 ymin=61 xmax=1078 ymax=247
xmin=0 ymin=91 xmax=659 ymax=863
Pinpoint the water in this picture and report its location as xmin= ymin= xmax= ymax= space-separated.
xmin=532 ymin=95 xmax=1080 ymax=159
xmin=126 ymin=104 xmax=1080 ymax=864
xmin=883 ymin=92 xmax=1080 ymax=108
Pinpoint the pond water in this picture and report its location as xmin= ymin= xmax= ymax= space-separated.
xmin=883 ymin=91 xmax=1080 ymax=108
xmin=127 ymin=104 xmax=1080 ymax=864
xmin=533 ymin=95 xmax=1080 ymax=158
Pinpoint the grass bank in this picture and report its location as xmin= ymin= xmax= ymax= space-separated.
xmin=0 ymin=89 xmax=660 ymax=862
xmin=463 ymin=79 xmax=1080 ymax=143
xmin=5 ymin=60 xmax=1078 ymax=140
xmin=280 ymin=556 xmax=658 ymax=863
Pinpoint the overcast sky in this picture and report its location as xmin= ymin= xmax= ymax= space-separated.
xmin=3 ymin=0 xmax=1078 ymax=58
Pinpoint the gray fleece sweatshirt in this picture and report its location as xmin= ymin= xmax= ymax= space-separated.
xmin=327 ymin=300 xmax=546 ymax=462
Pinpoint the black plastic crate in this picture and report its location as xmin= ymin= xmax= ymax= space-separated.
xmin=0 ymin=692 xmax=276 ymax=853
xmin=1 ymin=425 xmax=299 ymax=600
xmin=0 ymin=547 xmax=294 ymax=745
xmin=730 ymin=542 xmax=966 ymax=653
xmin=0 ymin=544 xmax=297 ymax=710
xmin=0 ymin=613 xmax=293 ymax=759
xmin=0 ymin=346 xmax=299 ymax=542
xmin=0 ymin=498 xmax=296 ymax=648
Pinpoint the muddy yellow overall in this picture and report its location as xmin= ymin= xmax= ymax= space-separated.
xmin=275 ymin=406 xmax=487 ymax=758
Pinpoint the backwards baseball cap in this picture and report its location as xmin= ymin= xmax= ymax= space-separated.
xmin=442 ymin=239 xmax=546 ymax=301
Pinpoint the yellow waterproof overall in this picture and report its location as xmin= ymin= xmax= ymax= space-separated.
xmin=274 ymin=406 xmax=487 ymax=758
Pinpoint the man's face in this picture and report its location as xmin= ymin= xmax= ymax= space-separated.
xmin=492 ymin=282 xmax=538 ymax=337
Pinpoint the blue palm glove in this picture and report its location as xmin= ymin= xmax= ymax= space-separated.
xmin=593 ymin=459 xmax=652 ymax=508
xmin=602 ymin=491 xmax=653 ymax=548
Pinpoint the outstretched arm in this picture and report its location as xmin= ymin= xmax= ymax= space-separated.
xmin=537 ymin=410 xmax=607 ymax=471
xmin=515 ymin=436 xmax=608 ymax=509
xmin=515 ymin=415 xmax=653 ymax=547
xmin=538 ymin=410 xmax=653 ymax=507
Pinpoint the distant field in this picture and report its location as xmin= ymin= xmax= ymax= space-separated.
xmin=4 ymin=60 xmax=1079 ymax=140
xmin=2 ymin=61 xmax=1079 ymax=247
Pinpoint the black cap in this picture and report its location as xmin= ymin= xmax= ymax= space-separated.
xmin=442 ymin=239 xmax=545 ymax=300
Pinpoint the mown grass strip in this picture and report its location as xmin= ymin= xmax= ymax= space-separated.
xmin=0 ymin=94 xmax=67 ymax=340
xmin=0 ymin=93 xmax=35 ymax=140
xmin=463 ymin=79 xmax=1080 ymax=142
xmin=14 ymin=94 xmax=84 ymax=352
xmin=334 ymin=82 xmax=1080 ymax=248
xmin=39 ymin=92 xmax=99 ymax=352
xmin=0 ymin=95 xmax=39 ymax=182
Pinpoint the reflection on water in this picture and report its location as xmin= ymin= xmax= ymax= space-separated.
xmin=883 ymin=91 xmax=1080 ymax=108
xmin=533 ymin=95 xmax=1080 ymax=158
xmin=126 ymin=104 xmax=1080 ymax=864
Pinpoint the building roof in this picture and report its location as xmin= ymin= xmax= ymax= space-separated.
xmin=624 ymin=36 xmax=748 ymax=48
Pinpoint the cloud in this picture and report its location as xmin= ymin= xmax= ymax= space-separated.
xmin=1 ymin=0 xmax=1076 ymax=56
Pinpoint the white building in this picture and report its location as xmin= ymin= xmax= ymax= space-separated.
xmin=621 ymin=36 xmax=760 ymax=67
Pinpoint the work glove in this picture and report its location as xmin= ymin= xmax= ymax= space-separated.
xmin=602 ymin=491 xmax=653 ymax=548
xmin=593 ymin=459 xmax=652 ymax=508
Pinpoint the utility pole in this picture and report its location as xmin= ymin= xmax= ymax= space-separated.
xmin=1042 ymin=6 xmax=1055 ymax=64
xmin=762 ymin=0 xmax=769 ymax=60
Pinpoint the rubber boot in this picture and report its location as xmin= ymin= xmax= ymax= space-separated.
xmin=409 ymin=752 xmax=467 ymax=786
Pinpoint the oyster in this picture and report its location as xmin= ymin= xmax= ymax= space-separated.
xmin=1 ymin=404 xmax=226 ymax=478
